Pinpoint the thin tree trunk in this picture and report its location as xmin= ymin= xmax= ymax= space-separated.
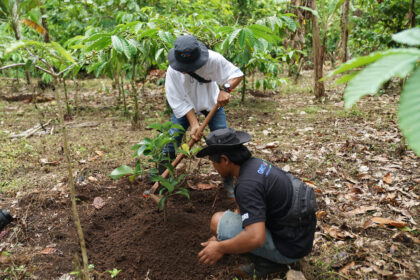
xmin=120 ymin=75 xmax=127 ymax=113
xmin=411 ymin=0 xmax=416 ymax=28
xmin=52 ymin=77 xmax=89 ymax=280
xmin=288 ymin=0 xmax=307 ymax=78
xmin=340 ymin=0 xmax=350 ymax=62
xmin=62 ymin=78 xmax=71 ymax=117
xmin=40 ymin=8 xmax=50 ymax=43
xmin=11 ymin=8 xmax=31 ymax=85
xmin=241 ymin=70 xmax=247 ymax=102
xmin=311 ymin=0 xmax=325 ymax=99
xmin=130 ymin=58 xmax=140 ymax=127
xmin=114 ymin=75 xmax=121 ymax=109
xmin=73 ymin=78 xmax=79 ymax=114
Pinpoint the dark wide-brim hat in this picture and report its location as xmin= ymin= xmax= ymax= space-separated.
xmin=196 ymin=128 xmax=251 ymax=158
xmin=168 ymin=35 xmax=209 ymax=73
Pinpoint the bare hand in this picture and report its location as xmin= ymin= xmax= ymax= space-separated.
xmin=190 ymin=124 xmax=202 ymax=141
xmin=217 ymin=90 xmax=230 ymax=107
xmin=198 ymin=240 xmax=224 ymax=265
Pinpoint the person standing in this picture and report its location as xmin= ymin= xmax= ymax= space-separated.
xmin=163 ymin=35 xmax=243 ymax=198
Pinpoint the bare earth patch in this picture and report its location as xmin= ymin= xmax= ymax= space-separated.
xmin=0 ymin=75 xmax=418 ymax=279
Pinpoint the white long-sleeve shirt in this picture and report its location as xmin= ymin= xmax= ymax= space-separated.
xmin=165 ymin=50 xmax=244 ymax=118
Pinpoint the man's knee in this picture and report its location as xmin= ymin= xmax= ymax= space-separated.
xmin=210 ymin=211 xmax=224 ymax=235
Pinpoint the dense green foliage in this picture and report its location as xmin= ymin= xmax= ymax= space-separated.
xmin=1 ymin=0 xmax=416 ymax=81
xmin=1 ymin=0 xmax=419 ymax=152
xmin=350 ymin=0 xmax=419 ymax=55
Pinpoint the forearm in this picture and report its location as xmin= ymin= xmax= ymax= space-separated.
xmin=185 ymin=108 xmax=199 ymax=127
xmin=228 ymin=76 xmax=243 ymax=91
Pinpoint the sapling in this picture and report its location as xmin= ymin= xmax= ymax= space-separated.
xmin=152 ymin=168 xmax=189 ymax=223
xmin=178 ymin=143 xmax=203 ymax=174
xmin=110 ymin=121 xmax=185 ymax=182
xmin=110 ymin=121 xmax=194 ymax=222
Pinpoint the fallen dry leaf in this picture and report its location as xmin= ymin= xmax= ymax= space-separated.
xmin=95 ymin=150 xmax=105 ymax=156
xmin=283 ymin=164 xmax=291 ymax=172
xmin=88 ymin=176 xmax=98 ymax=182
xmin=363 ymin=219 xmax=376 ymax=229
xmin=343 ymin=206 xmax=377 ymax=216
xmin=0 ymin=254 xmax=11 ymax=264
xmin=349 ymin=187 xmax=363 ymax=194
xmin=286 ymin=270 xmax=306 ymax=280
xmin=93 ymin=197 xmax=105 ymax=209
xmin=40 ymin=247 xmax=56 ymax=255
xmin=339 ymin=261 xmax=356 ymax=275
xmin=392 ymin=232 xmax=420 ymax=244
xmin=190 ymin=183 xmax=218 ymax=190
xmin=40 ymin=158 xmax=60 ymax=166
xmin=371 ymin=264 xmax=393 ymax=276
xmin=88 ymin=151 xmax=105 ymax=162
xmin=370 ymin=217 xmax=407 ymax=228
xmin=358 ymin=165 xmax=369 ymax=173
xmin=372 ymin=185 xmax=386 ymax=193
xmin=0 ymin=229 xmax=8 ymax=240
xmin=322 ymin=225 xmax=355 ymax=240
xmin=383 ymin=173 xmax=393 ymax=184
xmin=316 ymin=211 xmax=328 ymax=219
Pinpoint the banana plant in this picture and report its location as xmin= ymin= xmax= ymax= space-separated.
xmin=327 ymin=28 xmax=420 ymax=156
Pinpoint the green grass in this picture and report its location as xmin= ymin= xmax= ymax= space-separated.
xmin=337 ymin=106 xmax=367 ymax=118
xmin=304 ymin=105 xmax=325 ymax=114
xmin=0 ymin=138 xmax=34 ymax=195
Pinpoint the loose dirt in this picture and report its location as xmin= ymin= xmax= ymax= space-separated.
xmin=22 ymin=176 xmax=266 ymax=280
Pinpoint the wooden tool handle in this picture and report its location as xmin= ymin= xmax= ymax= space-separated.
xmin=150 ymin=104 xmax=219 ymax=194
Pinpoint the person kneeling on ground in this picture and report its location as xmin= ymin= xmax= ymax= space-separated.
xmin=197 ymin=128 xmax=317 ymax=279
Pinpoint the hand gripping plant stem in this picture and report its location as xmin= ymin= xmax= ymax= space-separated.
xmin=144 ymin=104 xmax=219 ymax=203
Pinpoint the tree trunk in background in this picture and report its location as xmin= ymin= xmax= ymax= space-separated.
xmin=288 ymin=0 xmax=309 ymax=78
xmin=241 ymin=71 xmax=247 ymax=102
xmin=311 ymin=0 xmax=325 ymax=99
xmin=40 ymin=8 xmax=50 ymax=43
xmin=340 ymin=0 xmax=350 ymax=62
xmin=11 ymin=2 xmax=31 ymax=85
xmin=411 ymin=0 xmax=416 ymax=28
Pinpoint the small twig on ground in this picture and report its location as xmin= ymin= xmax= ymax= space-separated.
xmin=212 ymin=191 xmax=218 ymax=208
xmin=9 ymin=119 xmax=52 ymax=139
xmin=314 ymin=270 xmax=351 ymax=280
xmin=65 ymin=122 xmax=98 ymax=128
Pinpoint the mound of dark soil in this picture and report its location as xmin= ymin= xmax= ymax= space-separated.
xmin=24 ymin=176 xmax=259 ymax=279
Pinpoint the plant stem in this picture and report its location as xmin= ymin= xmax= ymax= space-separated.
xmin=62 ymin=78 xmax=71 ymax=117
xmin=241 ymin=70 xmax=247 ymax=102
xmin=53 ymin=77 xmax=90 ymax=280
xmin=120 ymin=75 xmax=127 ymax=113
xmin=114 ymin=75 xmax=121 ymax=109
xmin=73 ymin=77 xmax=79 ymax=114
xmin=131 ymin=56 xmax=139 ymax=127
